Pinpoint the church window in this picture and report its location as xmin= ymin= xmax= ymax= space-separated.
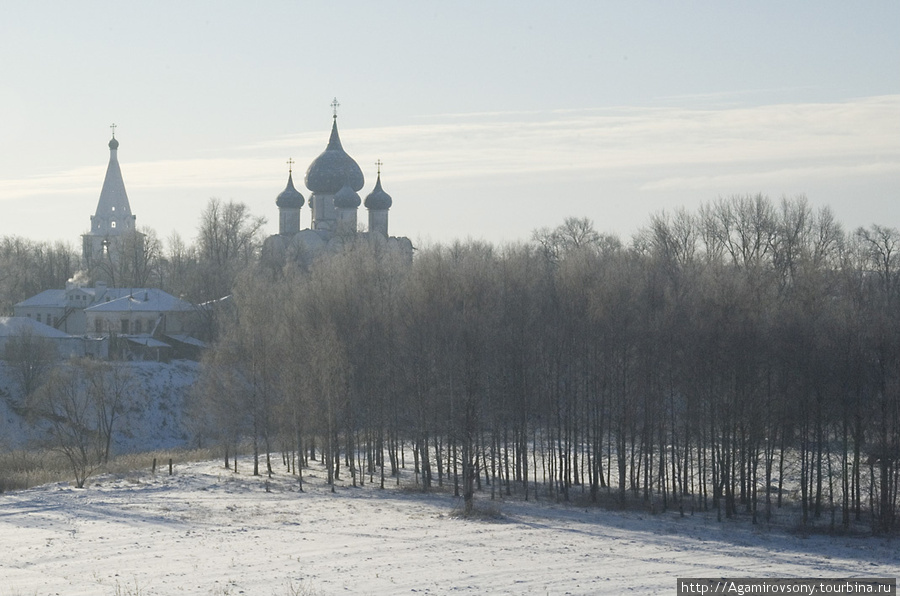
xmin=111 ymin=221 xmax=117 ymax=229
xmin=112 ymin=206 xmax=116 ymax=212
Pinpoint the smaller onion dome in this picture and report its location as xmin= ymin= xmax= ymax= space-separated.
xmin=108 ymin=136 xmax=119 ymax=150
xmin=276 ymin=172 xmax=305 ymax=209
xmin=364 ymin=174 xmax=393 ymax=210
xmin=333 ymin=183 xmax=361 ymax=209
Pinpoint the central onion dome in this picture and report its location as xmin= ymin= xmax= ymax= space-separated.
xmin=108 ymin=136 xmax=119 ymax=150
xmin=276 ymin=172 xmax=305 ymax=209
xmin=305 ymin=118 xmax=365 ymax=194
xmin=333 ymin=183 xmax=361 ymax=209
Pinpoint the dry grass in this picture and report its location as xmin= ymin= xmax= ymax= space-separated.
xmin=0 ymin=446 xmax=222 ymax=492
xmin=0 ymin=450 xmax=71 ymax=492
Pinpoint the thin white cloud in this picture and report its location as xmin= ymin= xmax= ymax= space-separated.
xmin=641 ymin=161 xmax=900 ymax=192
xmin=1 ymin=96 xmax=897 ymax=201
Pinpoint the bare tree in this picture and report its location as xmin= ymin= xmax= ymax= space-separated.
xmin=113 ymin=228 xmax=162 ymax=288
xmin=85 ymin=360 xmax=135 ymax=464
xmin=2 ymin=327 xmax=58 ymax=403
xmin=194 ymin=198 xmax=266 ymax=302
xmin=0 ymin=237 xmax=78 ymax=315
xmin=28 ymin=360 xmax=101 ymax=488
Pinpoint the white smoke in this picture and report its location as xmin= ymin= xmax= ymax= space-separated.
xmin=67 ymin=270 xmax=91 ymax=286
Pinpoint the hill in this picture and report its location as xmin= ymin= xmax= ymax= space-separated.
xmin=0 ymin=360 xmax=198 ymax=453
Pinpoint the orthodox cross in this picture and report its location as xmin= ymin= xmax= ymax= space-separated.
xmin=110 ymin=123 xmax=117 ymax=138
xmin=287 ymin=157 xmax=295 ymax=174
xmin=375 ymin=159 xmax=383 ymax=176
xmin=331 ymin=97 xmax=340 ymax=119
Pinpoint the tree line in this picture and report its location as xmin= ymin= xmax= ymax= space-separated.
xmin=192 ymin=194 xmax=900 ymax=533
xmin=0 ymin=197 xmax=265 ymax=317
xmin=2 ymin=192 xmax=898 ymax=532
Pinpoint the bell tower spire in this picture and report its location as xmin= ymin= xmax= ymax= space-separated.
xmin=82 ymin=127 xmax=142 ymax=283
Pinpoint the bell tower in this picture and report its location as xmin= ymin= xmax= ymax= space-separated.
xmin=82 ymin=125 xmax=143 ymax=284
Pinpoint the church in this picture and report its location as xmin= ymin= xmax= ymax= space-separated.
xmin=10 ymin=103 xmax=412 ymax=361
xmin=81 ymin=124 xmax=145 ymax=285
xmin=263 ymin=102 xmax=413 ymax=263
xmin=80 ymin=102 xmax=411 ymax=275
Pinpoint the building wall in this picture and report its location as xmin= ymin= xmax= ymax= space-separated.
xmin=85 ymin=311 xmax=191 ymax=336
xmin=368 ymin=209 xmax=389 ymax=236
xmin=310 ymin=192 xmax=337 ymax=231
xmin=279 ymin=207 xmax=301 ymax=235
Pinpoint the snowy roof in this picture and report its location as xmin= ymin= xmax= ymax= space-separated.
xmin=85 ymin=290 xmax=194 ymax=314
xmin=15 ymin=290 xmax=69 ymax=309
xmin=15 ymin=287 xmax=174 ymax=309
xmin=165 ymin=334 xmax=207 ymax=348
xmin=0 ymin=317 xmax=73 ymax=339
xmin=125 ymin=335 xmax=171 ymax=349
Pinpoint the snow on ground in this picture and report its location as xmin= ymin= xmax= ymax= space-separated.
xmin=0 ymin=457 xmax=896 ymax=596
xmin=0 ymin=360 xmax=197 ymax=453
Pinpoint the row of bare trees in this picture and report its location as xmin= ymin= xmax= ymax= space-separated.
xmin=0 ymin=198 xmax=265 ymax=327
xmin=5 ymin=191 xmax=894 ymax=530
xmin=0 ymin=237 xmax=79 ymax=316
xmin=192 ymin=195 xmax=899 ymax=531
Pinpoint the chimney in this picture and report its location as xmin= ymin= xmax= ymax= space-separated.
xmin=94 ymin=281 xmax=108 ymax=302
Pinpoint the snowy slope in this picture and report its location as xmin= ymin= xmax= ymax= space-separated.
xmin=0 ymin=360 xmax=198 ymax=452
xmin=0 ymin=457 xmax=896 ymax=596
xmin=116 ymin=360 xmax=198 ymax=451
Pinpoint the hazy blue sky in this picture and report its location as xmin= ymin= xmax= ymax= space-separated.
xmin=1 ymin=1 xmax=897 ymax=247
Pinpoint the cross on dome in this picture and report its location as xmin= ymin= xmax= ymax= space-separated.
xmin=331 ymin=98 xmax=340 ymax=119
xmin=287 ymin=157 xmax=295 ymax=174
xmin=110 ymin=123 xmax=117 ymax=138
xmin=376 ymin=159 xmax=383 ymax=176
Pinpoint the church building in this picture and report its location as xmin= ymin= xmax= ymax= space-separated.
xmin=263 ymin=102 xmax=413 ymax=262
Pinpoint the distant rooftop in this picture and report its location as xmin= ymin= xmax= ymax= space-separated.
xmin=0 ymin=317 xmax=73 ymax=339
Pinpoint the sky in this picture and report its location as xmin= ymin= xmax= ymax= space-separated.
xmin=1 ymin=1 xmax=898 ymax=249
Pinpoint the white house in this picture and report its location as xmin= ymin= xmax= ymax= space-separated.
xmin=84 ymin=289 xmax=196 ymax=336
xmin=14 ymin=284 xmax=201 ymax=361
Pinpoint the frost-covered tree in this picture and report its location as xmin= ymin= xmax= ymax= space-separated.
xmin=27 ymin=359 xmax=135 ymax=486
xmin=2 ymin=327 xmax=58 ymax=402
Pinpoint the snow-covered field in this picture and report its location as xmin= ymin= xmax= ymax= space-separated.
xmin=0 ymin=457 xmax=896 ymax=596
